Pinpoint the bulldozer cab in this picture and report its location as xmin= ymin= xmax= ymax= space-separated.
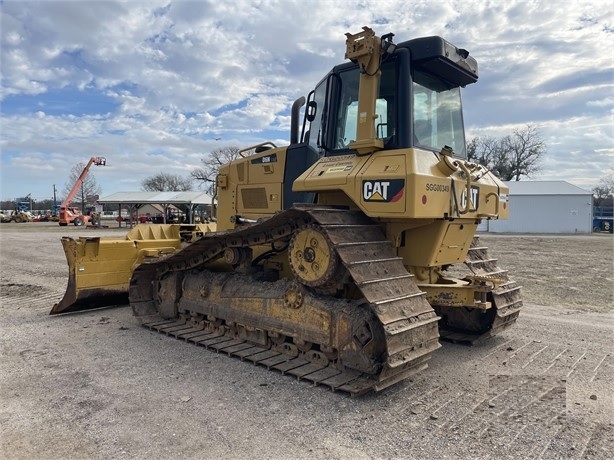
xmin=215 ymin=32 xmax=484 ymax=228
xmin=302 ymin=35 xmax=477 ymax=158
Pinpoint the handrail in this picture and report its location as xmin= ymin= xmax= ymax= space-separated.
xmin=483 ymin=191 xmax=500 ymax=217
xmin=457 ymin=161 xmax=474 ymax=215
xmin=238 ymin=142 xmax=278 ymax=158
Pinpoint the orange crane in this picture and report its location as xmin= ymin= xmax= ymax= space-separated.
xmin=59 ymin=156 xmax=106 ymax=226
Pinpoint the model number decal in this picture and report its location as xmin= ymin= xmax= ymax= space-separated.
xmin=251 ymin=153 xmax=278 ymax=164
xmin=426 ymin=183 xmax=450 ymax=192
xmin=362 ymin=179 xmax=405 ymax=202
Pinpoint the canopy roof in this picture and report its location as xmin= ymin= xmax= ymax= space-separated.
xmin=98 ymin=191 xmax=213 ymax=205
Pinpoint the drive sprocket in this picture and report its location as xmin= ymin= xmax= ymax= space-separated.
xmin=288 ymin=224 xmax=339 ymax=287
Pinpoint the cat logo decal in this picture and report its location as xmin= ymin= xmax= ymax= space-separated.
xmin=362 ymin=180 xmax=405 ymax=202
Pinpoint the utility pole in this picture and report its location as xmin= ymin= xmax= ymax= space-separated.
xmin=53 ymin=184 xmax=57 ymax=216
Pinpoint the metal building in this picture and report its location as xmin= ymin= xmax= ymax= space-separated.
xmin=480 ymin=180 xmax=593 ymax=234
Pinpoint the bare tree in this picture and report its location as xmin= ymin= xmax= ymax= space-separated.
xmin=592 ymin=172 xmax=614 ymax=207
xmin=467 ymin=124 xmax=546 ymax=181
xmin=466 ymin=137 xmax=478 ymax=162
xmin=191 ymin=146 xmax=241 ymax=194
xmin=467 ymin=136 xmax=502 ymax=168
xmin=141 ymin=173 xmax=193 ymax=192
xmin=502 ymin=125 xmax=546 ymax=181
xmin=63 ymin=162 xmax=102 ymax=208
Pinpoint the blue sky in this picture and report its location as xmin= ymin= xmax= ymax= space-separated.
xmin=1 ymin=0 xmax=613 ymax=202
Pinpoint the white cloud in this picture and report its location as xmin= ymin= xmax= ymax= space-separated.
xmin=1 ymin=0 xmax=613 ymax=200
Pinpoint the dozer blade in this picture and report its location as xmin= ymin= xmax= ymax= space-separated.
xmin=51 ymin=223 xmax=215 ymax=315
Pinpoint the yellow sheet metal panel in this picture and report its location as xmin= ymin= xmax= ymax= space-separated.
xmin=399 ymin=220 xmax=477 ymax=267
xmin=245 ymin=149 xmax=284 ymax=185
xmin=296 ymin=154 xmax=365 ymax=188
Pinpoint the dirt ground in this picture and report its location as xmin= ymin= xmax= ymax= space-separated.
xmin=0 ymin=223 xmax=612 ymax=459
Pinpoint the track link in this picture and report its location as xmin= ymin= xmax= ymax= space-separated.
xmin=439 ymin=236 xmax=523 ymax=344
xmin=129 ymin=205 xmax=441 ymax=396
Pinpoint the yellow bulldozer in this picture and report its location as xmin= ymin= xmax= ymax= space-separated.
xmin=1 ymin=210 xmax=33 ymax=223
xmin=52 ymin=27 xmax=522 ymax=395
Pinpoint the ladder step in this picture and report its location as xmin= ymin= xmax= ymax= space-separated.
xmin=346 ymin=256 xmax=402 ymax=266
xmin=356 ymin=273 xmax=413 ymax=286
xmin=335 ymin=240 xmax=390 ymax=247
xmin=466 ymin=258 xmax=498 ymax=264
xmin=373 ymin=291 xmax=425 ymax=305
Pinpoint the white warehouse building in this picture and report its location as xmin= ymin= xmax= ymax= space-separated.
xmin=479 ymin=181 xmax=593 ymax=234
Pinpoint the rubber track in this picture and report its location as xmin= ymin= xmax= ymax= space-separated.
xmin=439 ymin=236 xmax=523 ymax=343
xmin=130 ymin=205 xmax=441 ymax=396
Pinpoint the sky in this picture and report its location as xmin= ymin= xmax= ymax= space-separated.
xmin=1 ymin=0 xmax=613 ymax=203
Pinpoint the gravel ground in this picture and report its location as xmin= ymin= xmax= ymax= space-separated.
xmin=0 ymin=223 xmax=612 ymax=459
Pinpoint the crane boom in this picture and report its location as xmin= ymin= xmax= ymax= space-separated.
xmin=59 ymin=156 xmax=106 ymax=226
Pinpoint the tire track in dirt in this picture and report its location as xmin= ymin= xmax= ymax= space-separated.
xmin=0 ymin=285 xmax=65 ymax=314
xmin=482 ymin=337 xmax=611 ymax=382
xmin=384 ymin=321 xmax=613 ymax=459
xmin=2 ymin=228 xmax=613 ymax=459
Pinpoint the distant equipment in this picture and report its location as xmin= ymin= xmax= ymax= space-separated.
xmin=59 ymin=156 xmax=106 ymax=226
xmin=593 ymin=206 xmax=613 ymax=233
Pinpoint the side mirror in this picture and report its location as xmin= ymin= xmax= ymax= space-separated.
xmin=306 ymin=101 xmax=317 ymax=122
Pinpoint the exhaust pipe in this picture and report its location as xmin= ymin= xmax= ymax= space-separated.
xmin=290 ymin=96 xmax=306 ymax=144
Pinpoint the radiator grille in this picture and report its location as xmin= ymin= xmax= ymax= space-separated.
xmin=241 ymin=188 xmax=268 ymax=209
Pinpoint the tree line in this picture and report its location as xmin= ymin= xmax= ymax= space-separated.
xmin=144 ymin=125 xmax=551 ymax=195
xmin=84 ymin=125 xmax=614 ymax=210
xmin=9 ymin=124 xmax=611 ymax=211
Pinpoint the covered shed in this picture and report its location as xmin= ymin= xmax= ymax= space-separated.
xmin=481 ymin=181 xmax=592 ymax=234
xmin=98 ymin=191 xmax=214 ymax=224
